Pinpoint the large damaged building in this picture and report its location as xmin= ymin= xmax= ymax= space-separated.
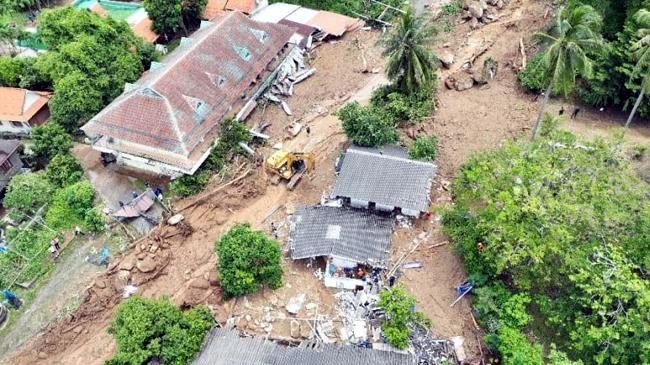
xmin=332 ymin=146 xmax=437 ymax=217
xmin=81 ymin=12 xmax=294 ymax=177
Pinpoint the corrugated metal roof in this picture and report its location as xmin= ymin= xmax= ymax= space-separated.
xmin=284 ymin=7 xmax=318 ymax=24
xmin=306 ymin=10 xmax=363 ymax=37
xmin=251 ymin=3 xmax=300 ymax=23
xmin=81 ymin=12 xmax=293 ymax=174
xmin=290 ymin=206 xmax=394 ymax=267
xmin=332 ymin=146 xmax=436 ymax=214
xmin=192 ymin=328 xmax=414 ymax=365
xmin=0 ymin=139 xmax=20 ymax=166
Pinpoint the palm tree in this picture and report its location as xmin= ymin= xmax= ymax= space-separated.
xmin=379 ymin=7 xmax=437 ymax=94
xmin=531 ymin=5 xmax=605 ymax=140
xmin=625 ymin=9 xmax=650 ymax=128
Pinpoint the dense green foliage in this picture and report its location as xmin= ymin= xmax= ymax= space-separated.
xmin=170 ymin=119 xmax=251 ymax=197
xmin=30 ymin=123 xmax=73 ymax=161
xmin=45 ymin=154 xmax=83 ymax=188
xmin=518 ymin=54 xmax=548 ymax=93
xmin=377 ymin=285 xmax=431 ymax=350
xmin=106 ymin=297 xmax=214 ymax=365
xmin=336 ymin=102 xmax=399 ymax=147
xmin=522 ymin=0 xmax=650 ymax=120
xmin=0 ymin=228 xmax=56 ymax=289
xmin=269 ymin=0 xmax=404 ymax=22
xmin=0 ymin=0 xmax=46 ymax=12
xmin=45 ymin=179 xmax=100 ymax=231
xmin=4 ymin=172 xmax=54 ymax=217
xmin=143 ymin=0 xmax=184 ymax=35
xmin=409 ymin=136 xmax=438 ymax=161
xmin=379 ymin=7 xmax=437 ymax=94
xmin=370 ymin=83 xmax=434 ymax=124
xmin=442 ymin=121 xmax=650 ymax=364
xmin=33 ymin=7 xmax=155 ymax=132
xmin=214 ymin=224 xmax=283 ymax=298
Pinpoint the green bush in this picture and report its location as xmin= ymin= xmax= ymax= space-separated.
xmin=518 ymin=54 xmax=547 ymax=93
xmin=106 ymin=297 xmax=214 ymax=365
xmin=370 ymin=83 xmax=435 ymax=124
xmin=442 ymin=124 xmax=650 ymax=364
xmin=214 ymin=223 xmax=283 ymax=298
xmin=378 ymin=285 xmax=431 ymax=349
xmin=45 ymin=153 xmax=83 ymax=187
xmin=45 ymin=180 xmax=96 ymax=230
xmin=0 ymin=228 xmax=54 ymax=289
xmin=83 ymin=208 xmax=105 ymax=233
xmin=170 ymin=169 xmax=211 ymax=197
xmin=336 ymin=102 xmax=399 ymax=147
xmin=409 ymin=136 xmax=438 ymax=161
xmin=31 ymin=123 xmax=73 ymax=161
xmin=3 ymin=172 xmax=55 ymax=218
xmin=0 ymin=56 xmax=27 ymax=87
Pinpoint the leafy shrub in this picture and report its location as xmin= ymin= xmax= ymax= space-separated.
xmin=214 ymin=223 xmax=283 ymax=298
xmin=170 ymin=168 xmax=212 ymax=197
xmin=45 ymin=180 xmax=96 ymax=230
xmin=336 ymin=102 xmax=398 ymax=147
xmin=83 ymin=208 xmax=105 ymax=233
xmin=3 ymin=172 xmax=55 ymax=218
xmin=106 ymin=297 xmax=214 ymax=365
xmin=0 ymin=56 xmax=27 ymax=87
xmin=31 ymin=123 xmax=73 ymax=161
xmin=45 ymin=153 xmax=83 ymax=187
xmin=497 ymin=327 xmax=544 ymax=365
xmin=0 ymin=228 xmax=54 ymax=289
xmin=440 ymin=0 xmax=463 ymax=16
xmin=378 ymin=285 xmax=431 ymax=349
xmin=370 ymin=83 xmax=434 ymax=124
xmin=409 ymin=136 xmax=438 ymax=161
xmin=518 ymin=54 xmax=547 ymax=93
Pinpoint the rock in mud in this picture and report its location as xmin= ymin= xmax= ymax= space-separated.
xmin=439 ymin=50 xmax=455 ymax=68
xmin=136 ymin=256 xmax=157 ymax=273
xmin=119 ymin=257 xmax=136 ymax=271
xmin=290 ymin=319 xmax=301 ymax=338
xmin=208 ymin=271 xmax=219 ymax=286
xmin=467 ymin=1 xmax=484 ymax=18
xmin=189 ymin=278 xmax=210 ymax=290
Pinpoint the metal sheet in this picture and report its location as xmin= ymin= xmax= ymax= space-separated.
xmin=284 ymin=7 xmax=318 ymax=24
xmin=251 ymin=3 xmax=300 ymax=23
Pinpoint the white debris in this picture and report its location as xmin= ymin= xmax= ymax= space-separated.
xmin=122 ymin=285 xmax=138 ymax=298
xmin=285 ymin=293 xmax=306 ymax=314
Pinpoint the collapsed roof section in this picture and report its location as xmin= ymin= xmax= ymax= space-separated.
xmin=290 ymin=206 xmax=394 ymax=267
xmin=192 ymin=328 xmax=414 ymax=365
xmin=252 ymin=3 xmax=364 ymax=37
xmin=332 ymin=146 xmax=437 ymax=216
xmin=81 ymin=12 xmax=294 ymax=175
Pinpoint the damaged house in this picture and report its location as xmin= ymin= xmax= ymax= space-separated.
xmin=290 ymin=205 xmax=394 ymax=289
xmin=81 ymin=12 xmax=294 ymax=177
xmin=332 ymin=146 xmax=437 ymax=217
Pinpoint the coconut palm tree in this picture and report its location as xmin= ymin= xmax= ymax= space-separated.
xmin=531 ymin=5 xmax=605 ymax=140
xmin=625 ymin=9 xmax=650 ymax=128
xmin=379 ymin=7 xmax=437 ymax=94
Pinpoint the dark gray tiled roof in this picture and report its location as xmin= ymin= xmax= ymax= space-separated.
xmin=332 ymin=146 xmax=436 ymax=213
xmin=290 ymin=206 xmax=393 ymax=266
xmin=192 ymin=328 xmax=414 ymax=365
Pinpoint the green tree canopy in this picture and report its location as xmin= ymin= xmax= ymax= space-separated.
xmin=45 ymin=153 xmax=83 ymax=187
xmin=409 ymin=135 xmax=438 ymax=161
xmin=214 ymin=223 xmax=283 ymax=298
xmin=182 ymin=0 xmax=208 ymax=25
xmin=3 ymin=172 xmax=54 ymax=217
xmin=143 ymin=0 xmax=184 ymax=35
xmin=379 ymin=7 xmax=437 ymax=94
xmin=47 ymin=71 xmax=104 ymax=132
xmin=377 ymin=285 xmax=430 ymax=349
xmin=106 ymin=297 xmax=214 ymax=365
xmin=31 ymin=123 xmax=73 ymax=161
xmin=531 ymin=5 xmax=605 ymax=138
xmin=442 ymin=121 xmax=650 ymax=364
xmin=336 ymin=102 xmax=399 ymax=147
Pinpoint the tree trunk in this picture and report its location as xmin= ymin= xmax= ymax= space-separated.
xmin=531 ymin=81 xmax=553 ymax=140
xmin=625 ymin=88 xmax=645 ymax=129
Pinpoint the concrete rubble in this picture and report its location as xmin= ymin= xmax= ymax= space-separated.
xmin=410 ymin=324 xmax=458 ymax=365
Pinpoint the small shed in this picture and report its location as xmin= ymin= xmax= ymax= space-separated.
xmin=332 ymin=146 xmax=437 ymax=217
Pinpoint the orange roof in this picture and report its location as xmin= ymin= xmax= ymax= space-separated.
xmin=224 ymin=0 xmax=256 ymax=14
xmin=307 ymin=11 xmax=363 ymax=37
xmin=204 ymin=0 xmax=227 ymax=20
xmin=90 ymin=3 xmax=109 ymax=18
xmin=132 ymin=18 xmax=159 ymax=43
xmin=0 ymin=87 xmax=51 ymax=122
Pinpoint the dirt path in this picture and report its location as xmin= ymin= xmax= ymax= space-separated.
xmin=0 ymin=234 xmax=112 ymax=358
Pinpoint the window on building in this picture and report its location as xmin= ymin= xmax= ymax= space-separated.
xmin=0 ymin=159 xmax=13 ymax=174
xmin=11 ymin=121 xmax=23 ymax=128
xmin=233 ymin=45 xmax=252 ymax=61
xmin=250 ymin=29 xmax=269 ymax=43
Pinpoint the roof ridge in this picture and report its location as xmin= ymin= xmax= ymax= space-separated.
xmin=347 ymin=148 xmax=436 ymax=168
xmin=162 ymin=94 xmax=188 ymax=154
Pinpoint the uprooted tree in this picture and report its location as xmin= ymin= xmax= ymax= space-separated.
xmin=214 ymin=223 xmax=283 ymax=298
xmin=378 ymin=284 xmax=431 ymax=350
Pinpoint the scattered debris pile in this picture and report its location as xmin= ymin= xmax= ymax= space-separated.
xmin=445 ymin=57 xmax=499 ymax=91
xmin=334 ymin=290 xmax=381 ymax=345
xmin=409 ymin=324 xmax=458 ymax=365
xmin=263 ymin=47 xmax=315 ymax=116
xmin=461 ymin=0 xmax=509 ymax=30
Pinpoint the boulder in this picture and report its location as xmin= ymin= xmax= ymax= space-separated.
xmin=119 ymin=257 xmax=136 ymax=271
xmin=455 ymin=73 xmax=475 ymax=91
xmin=467 ymin=1 xmax=484 ymax=18
xmin=235 ymin=316 xmax=249 ymax=330
xmin=439 ymin=50 xmax=455 ymax=68
xmin=189 ymin=278 xmax=210 ymax=290
xmin=444 ymin=76 xmax=457 ymax=90
xmin=469 ymin=17 xmax=480 ymax=30
xmin=300 ymin=321 xmax=313 ymax=339
xmin=290 ymin=319 xmax=301 ymax=339
xmin=113 ymin=269 xmax=131 ymax=291
xmin=94 ymin=280 xmax=106 ymax=289
xmin=136 ymin=256 xmax=157 ymax=273
xmin=167 ymin=214 xmax=184 ymax=226
xmin=487 ymin=0 xmax=498 ymax=5
xmin=285 ymin=294 xmax=305 ymax=314
xmin=496 ymin=0 xmax=504 ymax=9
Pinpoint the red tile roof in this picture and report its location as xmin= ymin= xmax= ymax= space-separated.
xmin=204 ymin=0 xmax=227 ymax=20
xmin=132 ymin=17 xmax=159 ymax=43
xmin=224 ymin=0 xmax=257 ymax=14
xmin=0 ymin=87 xmax=51 ymax=123
xmin=82 ymin=12 xmax=293 ymax=174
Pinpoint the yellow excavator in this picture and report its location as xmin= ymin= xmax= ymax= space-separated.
xmin=265 ymin=150 xmax=315 ymax=190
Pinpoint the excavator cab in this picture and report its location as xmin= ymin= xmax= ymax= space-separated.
xmin=265 ymin=150 xmax=315 ymax=190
